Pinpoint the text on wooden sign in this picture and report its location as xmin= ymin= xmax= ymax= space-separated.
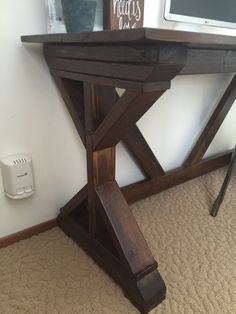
xmin=105 ymin=0 xmax=144 ymax=30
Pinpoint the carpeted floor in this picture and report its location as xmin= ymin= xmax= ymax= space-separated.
xmin=0 ymin=168 xmax=236 ymax=314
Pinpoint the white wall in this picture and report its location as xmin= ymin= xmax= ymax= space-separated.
xmin=0 ymin=0 xmax=236 ymax=237
xmin=0 ymin=0 xmax=87 ymax=237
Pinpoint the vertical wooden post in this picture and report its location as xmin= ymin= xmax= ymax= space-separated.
xmin=84 ymin=82 xmax=116 ymax=237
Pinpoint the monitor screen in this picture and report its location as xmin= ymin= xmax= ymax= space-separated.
xmin=164 ymin=0 xmax=236 ymax=29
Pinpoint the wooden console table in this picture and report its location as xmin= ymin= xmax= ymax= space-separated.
xmin=22 ymin=28 xmax=236 ymax=313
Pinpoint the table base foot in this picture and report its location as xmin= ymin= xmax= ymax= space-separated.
xmin=57 ymin=208 xmax=166 ymax=313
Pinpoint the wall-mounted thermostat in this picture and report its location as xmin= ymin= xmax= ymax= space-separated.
xmin=0 ymin=154 xmax=35 ymax=199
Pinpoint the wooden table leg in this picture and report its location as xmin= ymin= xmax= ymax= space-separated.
xmin=53 ymin=70 xmax=235 ymax=312
xmin=55 ymin=78 xmax=167 ymax=313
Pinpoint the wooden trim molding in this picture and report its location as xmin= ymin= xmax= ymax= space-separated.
xmin=0 ymin=218 xmax=57 ymax=249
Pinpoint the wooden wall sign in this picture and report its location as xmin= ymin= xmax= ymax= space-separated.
xmin=104 ymin=0 xmax=144 ymax=30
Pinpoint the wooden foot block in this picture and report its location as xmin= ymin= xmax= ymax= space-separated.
xmin=57 ymin=211 xmax=166 ymax=313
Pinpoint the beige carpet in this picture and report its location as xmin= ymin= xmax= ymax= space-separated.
xmin=0 ymin=168 xmax=236 ymax=314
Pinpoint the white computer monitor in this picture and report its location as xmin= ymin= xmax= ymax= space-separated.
xmin=164 ymin=0 xmax=236 ymax=30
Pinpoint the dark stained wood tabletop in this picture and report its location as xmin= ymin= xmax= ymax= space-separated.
xmin=21 ymin=27 xmax=236 ymax=49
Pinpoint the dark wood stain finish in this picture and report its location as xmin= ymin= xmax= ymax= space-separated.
xmin=123 ymin=124 xmax=165 ymax=179
xmin=185 ymin=74 xmax=236 ymax=167
xmin=21 ymin=28 xmax=236 ymax=313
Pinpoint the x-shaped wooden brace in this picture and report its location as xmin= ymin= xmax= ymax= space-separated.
xmin=54 ymin=77 xmax=167 ymax=313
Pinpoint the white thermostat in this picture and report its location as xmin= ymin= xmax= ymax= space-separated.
xmin=0 ymin=154 xmax=35 ymax=199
